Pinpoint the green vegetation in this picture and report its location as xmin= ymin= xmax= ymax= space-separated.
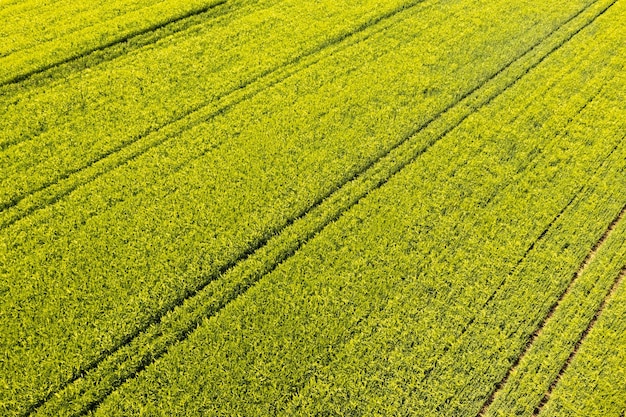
xmin=89 ymin=1 xmax=626 ymax=415
xmin=539 ymin=268 xmax=626 ymax=417
xmin=483 ymin=169 xmax=626 ymax=416
xmin=1 ymin=0 xmax=624 ymax=415
xmin=0 ymin=0 xmax=425 ymax=212
xmin=0 ymin=0 xmax=227 ymax=84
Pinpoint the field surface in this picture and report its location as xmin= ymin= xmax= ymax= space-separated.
xmin=1 ymin=0 xmax=625 ymax=415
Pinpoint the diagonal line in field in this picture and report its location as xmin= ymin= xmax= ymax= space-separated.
xmin=461 ymin=77 xmax=621 ymax=341
xmin=19 ymin=0 xmax=616 ymax=415
xmin=383 ymin=124 xmax=624 ymax=407
xmin=16 ymin=2 xmax=431 ymax=413
xmin=0 ymin=0 xmax=430 ymax=227
xmin=0 ymin=0 xmax=185 ymax=60
xmin=291 ymin=48 xmax=625 ymax=409
xmin=278 ymin=171 xmax=598 ymax=413
xmin=25 ymin=1 xmax=618 ymax=416
xmin=531 ymin=259 xmax=626 ymax=415
xmin=0 ymin=0 xmax=276 ymax=151
xmin=0 ymin=0 xmax=608 ymax=229
xmin=477 ymin=201 xmax=626 ymax=417
xmin=0 ymin=0 xmax=230 ymax=89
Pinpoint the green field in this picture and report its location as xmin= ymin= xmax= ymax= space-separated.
xmin=1 ymin=0 xmax=625 ymax=415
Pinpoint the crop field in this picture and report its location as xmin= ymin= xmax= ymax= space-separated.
xmin=1 ymin=0 xmax=625 ymax=415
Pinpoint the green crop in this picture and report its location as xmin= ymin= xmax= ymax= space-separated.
xmin=91 ymin=1 xmax=626 ymax=415
xmin=539 ymin=266 xmax=626 ymax=417
xmin=0 ymin=0 xmax=428 ymax=212
xmin=1 ymin=0 xmax=624 ymax=415
xmin=0 ymin=0 xmax=234 ymax=85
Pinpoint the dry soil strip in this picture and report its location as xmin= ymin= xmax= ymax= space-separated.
xmin=27 ymin=2 xmax=617 ymax=416
xmin=531 ymin=265 xmax=626 ymax=415
xmin=477 ymin=202 xmax=626 ymax=416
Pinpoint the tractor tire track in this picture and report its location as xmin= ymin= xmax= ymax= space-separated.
xmin=469 ymin=77 xmax=618 ymax=330
xmin=228 ymin=0 xmax=622 ymax=410
xmin=415 ymin=127 xmax=621 ymax=393
xmin=26 ymin=1 xmax=615 ymax=415
xmin=15 ymin=4 xmax=434 ymax=413
xmin=0 ymin=0 xmax=282 ymax=149
xmin=477 ymin=199 xmax=626 ymax=417
xmin=375 ymin=2 xmax=623 ymax=395
xmin=324 ymin=43 xmax=622 ymax=398
xmin=0 ymin=0 xmax=431 ymax=230
xmin=532 ymin=265 xmax=626 ymax=416
xmin=0 ymin=0 xmax=171 ymax=60
xmin=0 ymin=0 xmax=181 ymax=58
xmin=0 ymin=0 xmax=230 ymax=89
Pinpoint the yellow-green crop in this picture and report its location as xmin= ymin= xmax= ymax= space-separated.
xmin=1 ymin=0 xmax=624 ymax=415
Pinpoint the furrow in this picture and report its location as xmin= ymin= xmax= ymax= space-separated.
xmin=468 ymin=80 xmax=616 ymax=333
xmin=29 ymin=2 xmax=614 ymax=415
xmin=0 ymin=0 xmax=279 ymax=138
xmin=0 ymin=0 xmax=230 ymax=89
xmin=282 ymin=1 xmax=623 ymax=412
xmin=478 ymin=201 xmax=626 ymax=417
xmin=422 ymin=5 xmax=622 ymax=407
xmin=0 ymin=0 xmax=168 ymax=60
xmin=0 ymin=0 xmax=428 ymax=230
xmin=20 ymin=2 xmax=430 ymax=413
xmin=389 ymin=0 xmax=615 ymax=172
xmin=533 ymin=266 xmax=626 ymax=416
xmin=281 ymin=178 xmax=591 ymax=414
xmin=418 ymin=124 xmax=620 ymax=391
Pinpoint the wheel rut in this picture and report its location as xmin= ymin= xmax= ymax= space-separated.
xmin=17 ymin=0 xmax=617 ymax=415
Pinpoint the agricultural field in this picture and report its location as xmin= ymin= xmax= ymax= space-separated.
xmin=1 ymin=0 xmax=625 ymax=415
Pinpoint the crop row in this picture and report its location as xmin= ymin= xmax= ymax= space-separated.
xmin=539 ymin=266 xmax=626 ymax=416
xmin=0 ymin=0 xmax=285 ymax=98
xmin=483 ymin=168 xmax=626 ymax=415
xmin=0 ymin=0 xmax=430 ymax=209
xmin=0 ymin=0 xmax=609 ymax=414
xmin=0 ymin=0 xmax=253 ymax=85
xmin=56 ymin=0 xmax=625 ymax=415
xmin=0 ymin=2 xmax=613 ymax=412
xmin=76 ymin=1 xmax=626 ymax=415
xmin=24 ymin=0 xmax=622 ymax=415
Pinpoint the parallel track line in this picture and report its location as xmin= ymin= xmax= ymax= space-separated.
xmin=0 ymin=0 xmax=430 ymax=228
xmin=28 ymin=1 xmax=613 ymax=415
xmin=477 ymin=200 xmax=626 ymax=417
xmin=0 ymin=0 xmax=229 ymax=88
xmin=532 ymin=265 xmax=626 ymax=415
